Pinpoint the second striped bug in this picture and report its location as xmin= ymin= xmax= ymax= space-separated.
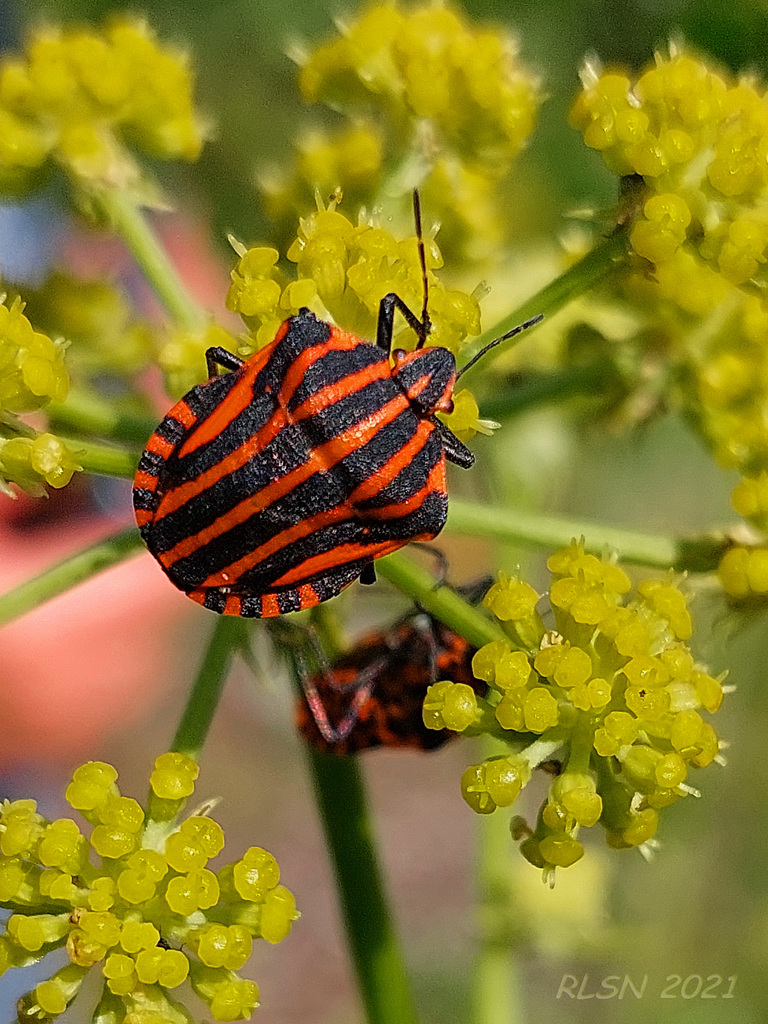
xmin=295 ymin=581 xmax=491 ymax=753
xmin=133 ymin=195 xmax=541 ymax=616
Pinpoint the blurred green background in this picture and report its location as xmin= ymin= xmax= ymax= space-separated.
xmin=1 ymin=1 xmax=767 ymax=1023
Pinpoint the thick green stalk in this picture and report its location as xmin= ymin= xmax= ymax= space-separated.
xmin=297 ymin=613 xmax=418 ymax=1024
xmin=64 ymin=437 xmax=139 ymax=478
xmin=445 ymin=498 xmax=727 ymax=573
xmin=0 ymin=527 xmax=144 ymax=627
xmin=170 ymin=616 xmax=244 ymax=761
xmin=375 ymin=551 xmax=506 ymax=647
xmin=145 ymin=615 xmax=243 ymax=832
xmin=477 ymin=361 xmax=620 ymax=422
xmin=95 ymin=188 xmax=207 ymax=332
xmin=308 ymin=750 xmax=419 ymax=1024
xmin=472 ymin=746 xmax=524 ymax=1024
xmin=459 ymin=229 xmax=631 ymax=379
xmin=48 ymin=387 xmax=156 ymax=446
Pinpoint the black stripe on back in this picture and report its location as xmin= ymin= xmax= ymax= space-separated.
xmin=287 ymin=342 xmax=386 ymax=411
xmin=159 ymin=407 xmax=421 ymax=583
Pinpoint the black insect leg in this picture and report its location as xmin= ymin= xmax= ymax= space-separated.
xmin=359 ymin=562 xmax=377 ymax=585
xmin=432 ymin=418 xmax=475 ymax=468
xmin=205 ymin=347 xmax=245 ymax=379
xmin=297 ymin=631 xmax=386 ymax=744
xmin=374 ymin=191 xmax=434 ymax=352
xmin=408 ymin=542 xmax=450 ymax=586
xmin=376 ymin=293 xmax=431 ymax=353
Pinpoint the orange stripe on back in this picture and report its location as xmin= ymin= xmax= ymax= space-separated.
xmin=349 ymin=419 xmax=435 ymax=505
xmin=153 ymin=404 xmax=289 ymax=521
xmin=297 ymin=582 xmax=319 ymax=609
xmin=278 ymin=331 xmax=369 ymax=407
xmin=406 ymin=373 xmax=432 ymax=401
xmin=178 ymin=338 xmax=280 ymax=459
xmin=290 ymin=360 xmax=390 ymax=422
xmin=262 ymin=594 xmax=280 ymax=617
xmin=159 ymin=393 xmax=409 ymax=568
xmin=146 ymin=434 xmax=175 ymax=459
xmin=273 ymin=536 xmax=433 ymax=587
xmin=201 ymin=501 xmax=355 ymax=586
xmin=172 ymin=400 xmax=197 ymax=429
xmin=357 ymin=460 xmax=447 ymax=521
xmin=133 ymin=470 xmax=159 ymax=492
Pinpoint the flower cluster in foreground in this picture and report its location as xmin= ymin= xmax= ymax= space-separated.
xmin=0 ymin=754 xmax=298 ymax=1022
xmin=423 ymin=544 xmax=726 ymax=880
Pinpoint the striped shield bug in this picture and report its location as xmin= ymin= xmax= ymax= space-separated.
xmin=133 ymin=194 xmax=541 ymax=617
xmin=295 ymin=580 xmax=491 ymax=752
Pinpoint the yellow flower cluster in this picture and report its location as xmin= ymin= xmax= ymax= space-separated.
xmin=263 ymin=2 xmax=540 ymax=265
xmin=23 ymin=272 xmax=155 ymax=378
xmin=423 ymin=543 xmax=725 ymax=878
xmin=300 ymin=3 xmax=538 ymax=173
xmin=0 ymin=296 xmax=68 ymax=414
xmin=571 ymin=49 xmax=768 ymax=291
xmin=716 ymin=473 xmax=768 ymax=601
xmin=224 ymin=198 xmax=493 ymax=441
xmin=0 ymin=295 xmax=81 ymax=495
xmin=0 ymin=432 xmax=81 ymax=497
xmin=0 ymin=754 xmax=298 ymax=1023
xmin=0 ymin=18 xmax=203 ymax=193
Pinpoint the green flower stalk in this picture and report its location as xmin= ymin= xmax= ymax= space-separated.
xmin=423 ymin=543 xmax=726 ymax=881
xmin=0 ymin=754 xmax=298 ymax=1023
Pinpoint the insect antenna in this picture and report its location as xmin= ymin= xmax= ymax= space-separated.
xmin=456 ymin=313 xmax=544 ymax=379
xmin=413 ymin=189 xmax=432 ymax=349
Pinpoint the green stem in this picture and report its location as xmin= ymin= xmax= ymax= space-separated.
xmin=94 ymin=188 xmax=207 ymax=332
xmin=445 ymin=498 xmax=727 ymax=573
xmin=145 ymin=615 xmax=243 ymax=834
xmin=308 ymin=750 xmax=419 ymax=1024
xmin=48 ymin=387 xmax=156 ymax=446
xmin=295 ymin=613 xmax=418 ymax=1024
xmin=478 ymin=360 xmax=621 ymax=422
xmin=459 ymin=228 xmax=631 ymax=380
xmin=472 ymin=741 xmax=524 ymax=1024
xmin=375 ymin=551 xmax=507 ymax=647
xmin=170 ymin=616 xmax=244 ymax=761
xmin=63 ymin=437 xmax=138 ymax=478
xmin=0 ymin=527 xmax=144 ymax=627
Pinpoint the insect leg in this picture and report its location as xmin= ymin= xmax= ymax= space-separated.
xmin=359 ymin=562 xmax=377 ymax=585
xmin=376 ymin=293 xmax=431 ymax=353
xmin=298 ymin=631 xmax=386 ymax=744
xmin=408 ymin=542 xmax=450 ymax=586
xmin=205 ymin=346 xmax=245 ymax=379
xmin=374 ymin=191 xmax=432 ymax=352
xmin=432 ymin=418 xmax=475 ymax=468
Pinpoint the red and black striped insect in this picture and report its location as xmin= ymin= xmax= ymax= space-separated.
xmin=295 ymin=603 xmax=487 ymax=754
xmin=134 ymin=195 xmax=541 ymax=617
